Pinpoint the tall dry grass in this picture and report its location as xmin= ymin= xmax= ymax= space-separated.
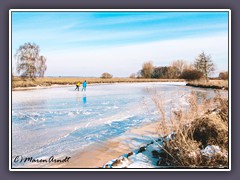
xmin=151 ymin=90 xmax=228 ymax=168
xmin=186 ymin=79 xmax=228 ymax=90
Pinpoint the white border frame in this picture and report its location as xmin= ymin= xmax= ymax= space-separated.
xmin=9 ymin=9 xmax=231 ymax=171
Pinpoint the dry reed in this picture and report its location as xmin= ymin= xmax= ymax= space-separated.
xmin=151 ymin=90 xmax=228 ymax=168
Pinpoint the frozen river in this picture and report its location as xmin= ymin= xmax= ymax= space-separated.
xmin=11 ymin=82 xmax=224 ymax=168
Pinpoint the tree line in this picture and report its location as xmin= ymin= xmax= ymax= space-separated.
xmin=134 ymin=52 xmax=228 ymax=81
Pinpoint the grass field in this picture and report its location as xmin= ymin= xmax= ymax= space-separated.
xmin=12 ymin=77 xmax=229 ymax=91
xmin=12 ymin=77 xmax=184 ymax=89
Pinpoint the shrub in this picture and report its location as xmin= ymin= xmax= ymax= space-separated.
xmin=151 ymin=66 xmax=168 ymax=79
xmin=101 ymin=73 xmax=113 ymax=79
xmin=141 ymin=61 xmax=154 ymax=78
xmin=180 ymin=69 xmax=203 ymax=81
xmin=129 ymin=73 xmax=136 ymax=78
xmin=218 ymin=72 xmax=228 ymax=80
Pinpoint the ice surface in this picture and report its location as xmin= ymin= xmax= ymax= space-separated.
xmin=11 ymin=82 xmax=226 ymax=167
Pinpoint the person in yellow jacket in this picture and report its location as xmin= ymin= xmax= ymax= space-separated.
xmin=75 ymin=82 xmax=81 ymax=91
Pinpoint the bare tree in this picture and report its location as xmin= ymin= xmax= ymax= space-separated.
xmin=194 ymin=51 xmax=215 ymax=79
xmin=171 ymin=60 xmax=188 ymax=75
xmin=141 ymin=61 xmax=154 ymax=78
xmin=37 ymin=56 xmax=47 ymax=77
xmin=15 ymin=43 xmax=47 ymax=79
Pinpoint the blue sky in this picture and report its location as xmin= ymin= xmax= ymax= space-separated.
xmin=11 ymin=11 xmax=229 ymax=77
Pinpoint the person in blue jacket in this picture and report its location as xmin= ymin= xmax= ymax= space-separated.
xmin=82 ymin=80 xmax=87 ymax=92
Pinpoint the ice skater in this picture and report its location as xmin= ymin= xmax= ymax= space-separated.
xmin=82 ymin=80 xmax=87 ymax=92
xmin=75 ymin=82 xmax=80 ymax=91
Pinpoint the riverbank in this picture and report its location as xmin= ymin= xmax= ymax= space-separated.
xmin=12 ymin=77 xmax=229 ymax=91
xmin=48 ymin=121 xmax=160 ymax=168
xmin=12 ymin=77 xmax=184 ymax=89
xmin=186 ymin=80 xmax=228 ymax=90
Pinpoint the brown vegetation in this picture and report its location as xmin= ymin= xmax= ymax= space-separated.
xmin=186 ymin=80 xmax=228 ymax=90
xmin=180 ymin=69 xmax=203 ymax=80
xmin=218 ymin=72 xmax=228 ymax=80
xmin=141 ymin=61 xmax=154 ymax=78
xmin=137 ymin=51 xmax=218 ymax=81
xmin=101 ymin=73 xmax=113 ymax=79
xmin=12 ymin=76 xmax=184 ymax=89
xmin=129 ymin=73 xmax=136 ymax=78
xmin=151 ymin=91 xmax=228 ymax=168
